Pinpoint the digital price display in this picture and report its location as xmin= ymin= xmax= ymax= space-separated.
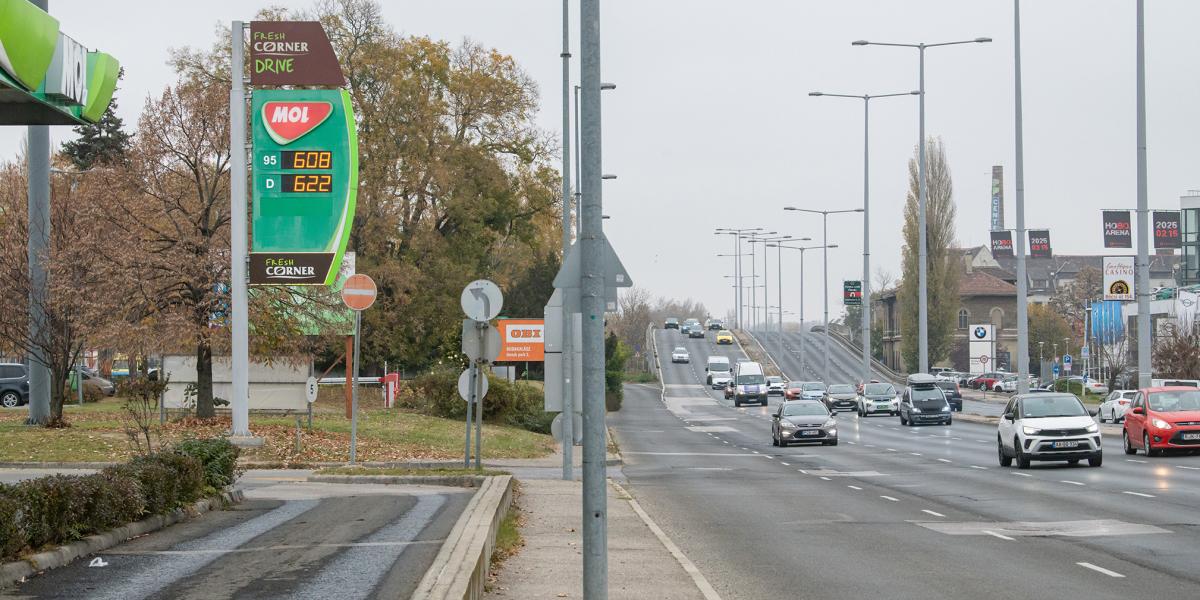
xmin=281 ymin=150 xmax=333 ymax=170
xmin=281 ymin=173 xmax=333 ymax=193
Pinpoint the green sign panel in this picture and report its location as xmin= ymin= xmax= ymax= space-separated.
xmin=843 ymin=280 xmax=862 ymax=306
xmin=250 ymin=89 xmax=357 ymax=285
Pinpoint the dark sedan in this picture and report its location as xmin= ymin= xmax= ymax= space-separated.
xmin=935 ymin=380 xmax=963 ymax=411
xmin=825 ymin=384 xmax=859 ymax=412
xmin=771 ymin=400 xmax=838 ymax=447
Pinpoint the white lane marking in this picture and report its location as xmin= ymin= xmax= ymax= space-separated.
xmin=1175 ymin=465 xmax=1200 ymax=470
xmin=1077 ymin=562 xmax=1125 ymax=578
xmin=936 ymin=458 xmax=952 ymax=463
xmin=886 ymin=448 xmax=897 ymax=452
xmin=847 ymin=441 xmax=856 ymax=445
xmin=611 ymin=481 xmax=724 ymax=600
xmin=1060 ymin=480 xmax=1085 ymax=486
xmin=847 ymin=485 xmax=862 ymax=490
xmin=951 ymin=437 xmax=962 ymax=441
xmin=819 ymin=476 xmax=831 ymax=481
xmin=970 ymin=465 xmax=987 ymax=470
xmin=982 ymin=530 xmax=1015 ymax=541
xmin=752 ymin=451 xmax=760 ymax=454
xmin=1011 ymin=472 xmax=1032 ymax=477
xmin=910 ymin=452 xmax=922 ymax=456
xmin=922 ymin=509 xmax=946 ymax=518
xmin=1123 ymin=491 xmax=1155 ymax=498
xmin=780 ymin=462 xmax=790 ymax=466
xmin=976 ymin=439 xmax=988 ymax=443
xmin=865 ymin=444 xmax=876 ymax=448
xmin=1126 ymin=459 xmax=1146 ymax=464
xmin=880 ymin=495 xmax=900 ymax=502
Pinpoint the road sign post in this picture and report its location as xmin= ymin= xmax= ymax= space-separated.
xmin=460 ymin=280 xmax=503 ymax=470
xmin=1063 ymin=354 xmax=1073 ymax=373
xmin=341 ymin=274 xmax=377 ymax=465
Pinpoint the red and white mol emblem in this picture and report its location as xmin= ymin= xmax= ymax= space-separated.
xmin=261 ymin=101 xmax=333 ymax=145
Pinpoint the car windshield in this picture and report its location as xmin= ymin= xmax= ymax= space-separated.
xmin=782 ymin=403 xmax=828 ymax=417
xmin=828 ymin=384 xmax=855 ymax=394
xmin=1020 ymin=395 xmax=1087 ymax=418
xmin=766 ymin=376 xmax=783 ymax=384
xmin=738 ymin=374 xmax=765 ymax=385
xmin=801 ymin=383 xmax=826 ymax=392
xmin=1148 ymin=391 xmax=1200 ymax=412
xmin=709 ymin=362 xmax=730 ymax=371
xmin=935 ymin=381 xmax=955 ymax=390
xmin=864 ymin=383 xmax=895 ymax=395
xmin=911 ymin=388 xmax=944 ymax=401
xmin=673 ymin=347 xmax=686 ymax=353
xmin=786 ymin=382 xmax=804 ymax=389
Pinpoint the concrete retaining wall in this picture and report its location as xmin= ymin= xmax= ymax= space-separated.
xmin=411 ymin=475 xmax=514 ymax=600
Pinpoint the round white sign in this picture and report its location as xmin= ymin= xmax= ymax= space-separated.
xmin=551 ymin=412 xmax=583 ymax=445
xmin=460 ymin=279 xmax=503 ymax=322
xmin=458 ymin=368 xmax=488 ymax=402
xmin=305 ymin=376 xmax=319 ymax=404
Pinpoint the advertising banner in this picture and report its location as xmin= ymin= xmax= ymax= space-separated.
xmin=249 ymin=21 xmax=344 ymax=86
xmin=496 ymin=319 xmax=545 ymax=362
xmin=1103 ymin=256 xmax=1135 ymax=301
xmin=968 ymin=323 xmax=995 ymax=374
xmin=1103 ymin=210 xmax=1132 ymax=248
xmin=990 ymin=230 xmax=1014 ymax=257
xmin=990 ymin=166 xmax=1004 ymax=231
xmin=1029 ymin=229 xmax=1052 ymax=259
xmin=843 ymin=280 xmax=862 ymax=306
xmin=250 ymin=89 xmax=358 ymax=285
xmin=1153 ymin=210 xmax=1181 ymax=250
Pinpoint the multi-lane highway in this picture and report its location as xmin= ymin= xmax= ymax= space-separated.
xmin=608 ymin=327 xmax=1200 ymax=599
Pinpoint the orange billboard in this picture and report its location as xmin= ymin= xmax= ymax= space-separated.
xmin=496 ymin=319 xmax=545 ymax=362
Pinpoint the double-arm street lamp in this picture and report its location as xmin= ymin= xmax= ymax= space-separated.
xmin=853 ymin=36 xmax=991 ymax=373
xmin=784 ymin=207 xmax=862 ymax=384
xmin=749 ymin=235 xmax=793 ymax=335
xmin=770 ymin=242 xmax=838 ymax=380
xmin=744 ymin=231 xmax=778 ymax=330
xmin=715 ymin=227 xmax=764 ymax=329
xmin=808 ymin=90 xmax=917 ymax=384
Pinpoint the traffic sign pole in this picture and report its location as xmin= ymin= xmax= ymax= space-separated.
xmin=349 ymin=309 xmax=361 ymax=464
xmin=341 ymin=274 xmax=377 ymax=465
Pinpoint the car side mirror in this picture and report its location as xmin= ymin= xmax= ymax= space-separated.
xmin=1003 ymin=412 xmax=1015 ymax=421
xmin=1132 ymin=406 xmax=1144 ymax=415
xmin=772 ymin=414 xmax=780 ymax=420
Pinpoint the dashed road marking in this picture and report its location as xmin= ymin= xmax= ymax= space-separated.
xmin=1122 ymin=491 xmax=1155 ymax=498
xmin=1126 ymin=459 xmax=1146 ymax=464
xmin=1175 ymin=465 xmax=1200 ymax=470
xmin=1060 ymin=480 xmax=1085 ymax=486
xmin=1011 ymin=472 xmax=1032 ymax=477
xmin=983 ymin=530 xmax=1015 ymax=541
xmin=910 ymin=452 xmax=922 ymax=456
xmin=847 ymin=485 xmax=862 ymax=490
xmin=1077 ymin=562 xmax=1125 ymax=578
xmin=970 ymin=465 xmax=987 ymax=470
xmin=922 ymin=509 xmax=946 ymax=518
xmin=880 ymin=495 xmax=899 ymax=502
xmin=819 ymin=476 xmax=831 ymax=481
xmin=780 ymin=462 xmax=790 ymax=466
xmin=936 ymin=458 xmax=952 ymax=463
xmin=886 ymin=448 xmax=897 ymax=452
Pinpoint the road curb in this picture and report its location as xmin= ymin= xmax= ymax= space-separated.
xmin=0 ymin=489 xmax=243 ymax=587
xmin=411 ymin=475 xmax=514 ymax=600
xmin=0 ymin=461 xmax=117 ymax=469
xmin=307 ymin=474 xmax=489 ymax=487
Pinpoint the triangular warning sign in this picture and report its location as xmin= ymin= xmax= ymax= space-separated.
xmin=261 ymin=101 xmax=333 ymax=145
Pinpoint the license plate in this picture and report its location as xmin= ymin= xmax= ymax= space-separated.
xmin=800 ymin=430 xmax=820 ymax=436
xmin=876 ymin=404 xmax=890 ymax=409
xmin=1183 ymin=432 xmax=1200 ymax=441
xmin=1052 ymin=441 xmax=1081 ymax=449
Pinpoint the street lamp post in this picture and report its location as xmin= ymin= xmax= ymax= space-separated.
xmin=750 ymin=235 xmax=791 ymax=337
xmin=744 ymin=231 xmax=777 ymax=331
xmin=772 ymin=243 xmax=838 ymax=380
xmin=716 ymin=228 xmax=764 ymax=329
xmin=785 ymin=208 xmax=862 ymax=383
xmin=854 ymin=36 xmax=991 ymax=374
xmin=809 ymin=90 xmax=918 ymax=384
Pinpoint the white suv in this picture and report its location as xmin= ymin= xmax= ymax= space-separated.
xmin=997 ymin=393 xmax=1102 ymax=468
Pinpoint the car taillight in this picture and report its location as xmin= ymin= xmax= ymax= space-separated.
xmin=1119 ymin=400 xmax=1129 ymax=405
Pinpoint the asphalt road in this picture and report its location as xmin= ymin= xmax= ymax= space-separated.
xmin=608 ymin=327 xmax=1200 ymax=599
xmin=1 ymin=473 xmax=471 ymax=600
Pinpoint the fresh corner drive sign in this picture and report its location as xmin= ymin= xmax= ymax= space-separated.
xmin=250 ymin=89 xmax=357 ymax=285
xmin=0 ymin=0 xmax=119 ymax=125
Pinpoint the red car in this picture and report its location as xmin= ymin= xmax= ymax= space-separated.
xmin=972 ymin=372 xmax=1007 ymax=391
xmin=1123 ymin=387 xmax=1200 ymax=456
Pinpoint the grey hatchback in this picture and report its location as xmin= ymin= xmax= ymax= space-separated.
xmin=0 ymin=363 xmax=29 ymax=408
xmin=771 ymin=400 xmax=838 ymax=447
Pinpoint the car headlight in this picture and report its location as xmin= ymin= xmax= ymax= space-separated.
xmin=941 ymin=406 xmax=950 ymax=412
xmin=1086 ymin=423 xmax=1099 ymax=433
xmin=911 ymin=407 xmax=922 ymax=413
xmin=823 ymin=419 xmax=837 ymax=429
xmin=1151 ymin=418 xmax=1173 ymax=430
xmin=780 ymin=421 xmax=796 ymax=429
xmin=1022 ymin=426 xmax=1041 ymax=435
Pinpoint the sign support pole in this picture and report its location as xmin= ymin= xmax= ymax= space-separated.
xmin=229 ymin=20 xmax=252 ymax=438
xmin=1013 ymin=0 xmax=1030 ymax=394
xmin=475 ymin=325 xmax=485 ymax=470
xmin=349 ymin=309 xmax=361 ymax=464
xmin=560 ymin=0 xmax=574 ymax=483
xmin=465 ymin=352 xmax=475 ymax=468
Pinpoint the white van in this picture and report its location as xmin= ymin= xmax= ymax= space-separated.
xmin=706 ymin=356 xmax=732 ymax=389
xmin=731 ymin=361 xmax=767 ymax=407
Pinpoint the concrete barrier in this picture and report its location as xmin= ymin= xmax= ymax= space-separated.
xmin=410 ymin=475 xmax=514 ymax=600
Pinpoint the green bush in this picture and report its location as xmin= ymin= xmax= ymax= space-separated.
xmin=174 ymin=438 xmax=242 ymax=492
xmin=0 ymin=486 xmax=21 ymax=559
xmin=104 ymin=453 xmax=205 ymax=515
xmin=404 ymin=367 xmax=554 ymax=434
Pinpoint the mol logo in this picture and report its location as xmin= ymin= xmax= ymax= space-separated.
xmin=261 ymin=101 xmax=333 ymax=145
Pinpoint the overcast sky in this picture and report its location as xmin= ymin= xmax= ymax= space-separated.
xmin=5 ymin=1 xmax=1199 ymax=322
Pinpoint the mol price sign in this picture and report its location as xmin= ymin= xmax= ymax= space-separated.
xmin=250 ymin=89 xmax=358 ymax=285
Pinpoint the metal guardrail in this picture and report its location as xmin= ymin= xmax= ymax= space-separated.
xmin=825 ymin=328 xmax=907 ymax=385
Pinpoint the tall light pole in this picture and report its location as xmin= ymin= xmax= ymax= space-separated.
xmin=716 ymin=227 xmax=763 ymax=329
xmin=1135 ymin=0 xmax=1152 ymax=388
xmin=718 ymin=254 xmax=739 ymax=325
xmin=750 ymin=235 xmax=791 ymax=335
xmin=574 ymin=82 xmax=616 ymax=239
xmin=809 ymin=90 xmax=918 ymax=383
xmin=744 ymin=231 xmax=777 ymax=330
xmin=773 ymin=243 xmax=838 ymax=380
xmin=765 ymin=237 xmax=809 ymax=366
xmin=854 ymin=36 xmax=991 ymax=373
xmin=1011 ymin=0 xmax=1031 ymax=394
xmin=785 ymin=207 xmax=862 ymax=383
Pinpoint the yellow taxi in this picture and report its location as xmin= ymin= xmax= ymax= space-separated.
xmin=715 ymin=330 xmax=734 ymax=345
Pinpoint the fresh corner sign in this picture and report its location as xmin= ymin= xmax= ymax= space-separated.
xmin=250 ymin=89 xmax=357 ymax=285
xmin=0 ymin=0 xmax=119 ymax=125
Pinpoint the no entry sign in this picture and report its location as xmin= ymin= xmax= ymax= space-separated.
xmin=341 ymin=274 xmax=377 ymax=311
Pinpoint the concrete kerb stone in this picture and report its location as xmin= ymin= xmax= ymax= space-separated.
xmin=411 ymin=474 xmax=514 ymax=600
xmin=307 ymin=474 xmax=489 ymax=488
xmin=0 ymin=489 xmax=244 ymax=587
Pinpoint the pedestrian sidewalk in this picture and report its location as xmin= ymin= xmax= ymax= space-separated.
xmin=485 ymin=478 xmax=716 ymax=600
